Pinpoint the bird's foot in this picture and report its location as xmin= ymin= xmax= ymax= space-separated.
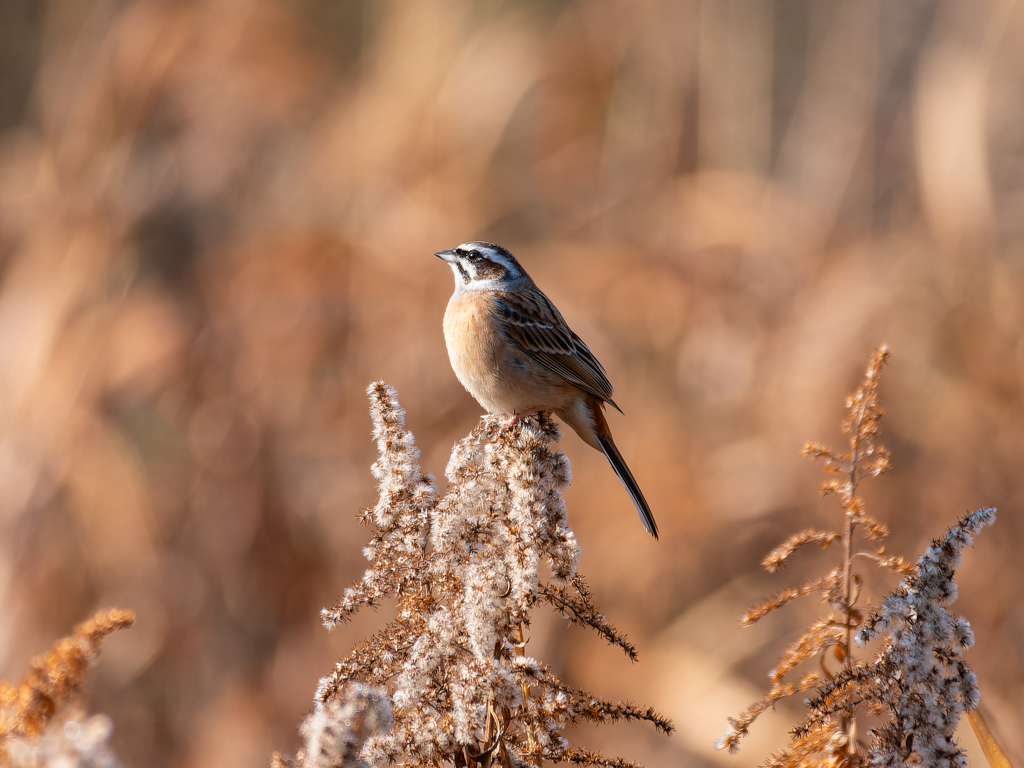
xmin=498 ymin=409 xmax=540 ymax=436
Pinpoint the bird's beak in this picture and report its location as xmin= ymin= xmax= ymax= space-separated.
xmin=434 ymin=249 xmax=457 ymax=263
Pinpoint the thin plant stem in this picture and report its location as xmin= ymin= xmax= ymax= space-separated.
xmin=842 ymin=392 xmax=868 ymax=752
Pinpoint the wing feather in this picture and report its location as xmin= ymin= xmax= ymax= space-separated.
xmin=494 ymin=289 xmax=617 ymax=407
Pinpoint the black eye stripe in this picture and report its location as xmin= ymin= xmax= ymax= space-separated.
xmin=455 ymin=247 xmax=481 ymax=261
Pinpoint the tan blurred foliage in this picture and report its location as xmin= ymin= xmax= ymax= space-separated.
xmin=0 ymin=1 xmax=1022 ymax=766
xmin=1 ymin=609 xmax=133 ymax=746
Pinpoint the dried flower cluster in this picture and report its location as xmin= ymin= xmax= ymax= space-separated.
xmin=276 ymin=382 xmax=671 ymax=768
xmin=719 ymin=348 xmax=992 ymax=766
xmin=0 ymin=609 xmax=134 ymax=766
xmin=3 ymin=707 xmax=121 ymax=768
xmin=274 ymin=682 xmax=395 ymax=768
xmin=808 ymin=507 xmax=995 ymax=768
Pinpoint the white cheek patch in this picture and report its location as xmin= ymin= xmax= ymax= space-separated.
xmin=471 ymin=278 xmax=505 ymax=291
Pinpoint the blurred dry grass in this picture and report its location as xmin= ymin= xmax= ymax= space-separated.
xmin=0 ymin=1 xmax=1022 ymax=766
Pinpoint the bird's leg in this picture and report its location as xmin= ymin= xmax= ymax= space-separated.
xmin=498 ymin=409 xmax=541 ymax=435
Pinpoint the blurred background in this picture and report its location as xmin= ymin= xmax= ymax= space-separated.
xmin=0 ymin=0 xmax=1022 ymax=765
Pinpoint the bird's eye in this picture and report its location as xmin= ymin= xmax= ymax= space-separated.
xmin=467 ymin=251 xmax=481 ymax=261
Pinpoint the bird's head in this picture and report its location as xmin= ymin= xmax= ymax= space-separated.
xmin=434 ymin=241 xmax=526 ymax=290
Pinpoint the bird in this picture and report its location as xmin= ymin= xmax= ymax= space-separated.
xmin=435 ymin=240 xmax=659 ymax=539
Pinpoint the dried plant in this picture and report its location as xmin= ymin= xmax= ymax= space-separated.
xmin=807 ymin=507 xmax=994 ymax=768
xmin=0 ymin=609 xmax=134 ymax=765
xmin=275 ymin=382 xmax=672 ymax=768
xmin=3 ymin=705 xmax=122 ymax=768
xmin=719 ymin=348 xmax=993 ymax=766
xmin=273 ymin=682 xmax=395 ymax=768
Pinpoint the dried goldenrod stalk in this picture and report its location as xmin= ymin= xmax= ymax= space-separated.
xmin=280 ymin=382 xmax=671 ymax=768
xmin=273 ymin=682 xmax=395 ymax=768
xmin=0 ymin=609 xmax=134 ymax=765
xmin=804 ymin=507 xmax=994 ymax=768
xmin=3 ymin=705 xmax=121 ymax=768
xmin=719 ymin=348 xmax=990 ymax=767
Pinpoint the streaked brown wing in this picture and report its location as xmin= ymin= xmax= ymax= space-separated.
xmin=494 ymin=288 xmax=618 ymax=407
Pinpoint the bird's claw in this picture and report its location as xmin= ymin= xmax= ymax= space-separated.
xmin=497 ymin=410 xmax=539 ymax=437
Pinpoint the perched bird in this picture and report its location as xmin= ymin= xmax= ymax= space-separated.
xmin=435 ymin=241 xmax=659 ymax=539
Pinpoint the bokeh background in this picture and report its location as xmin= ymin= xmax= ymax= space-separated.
xmin=0 ymin=0 xmax=1022 ymax=765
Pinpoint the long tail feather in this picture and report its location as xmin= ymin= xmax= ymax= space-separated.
xmin=595 ymin=429 xmax=659 ymax=540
